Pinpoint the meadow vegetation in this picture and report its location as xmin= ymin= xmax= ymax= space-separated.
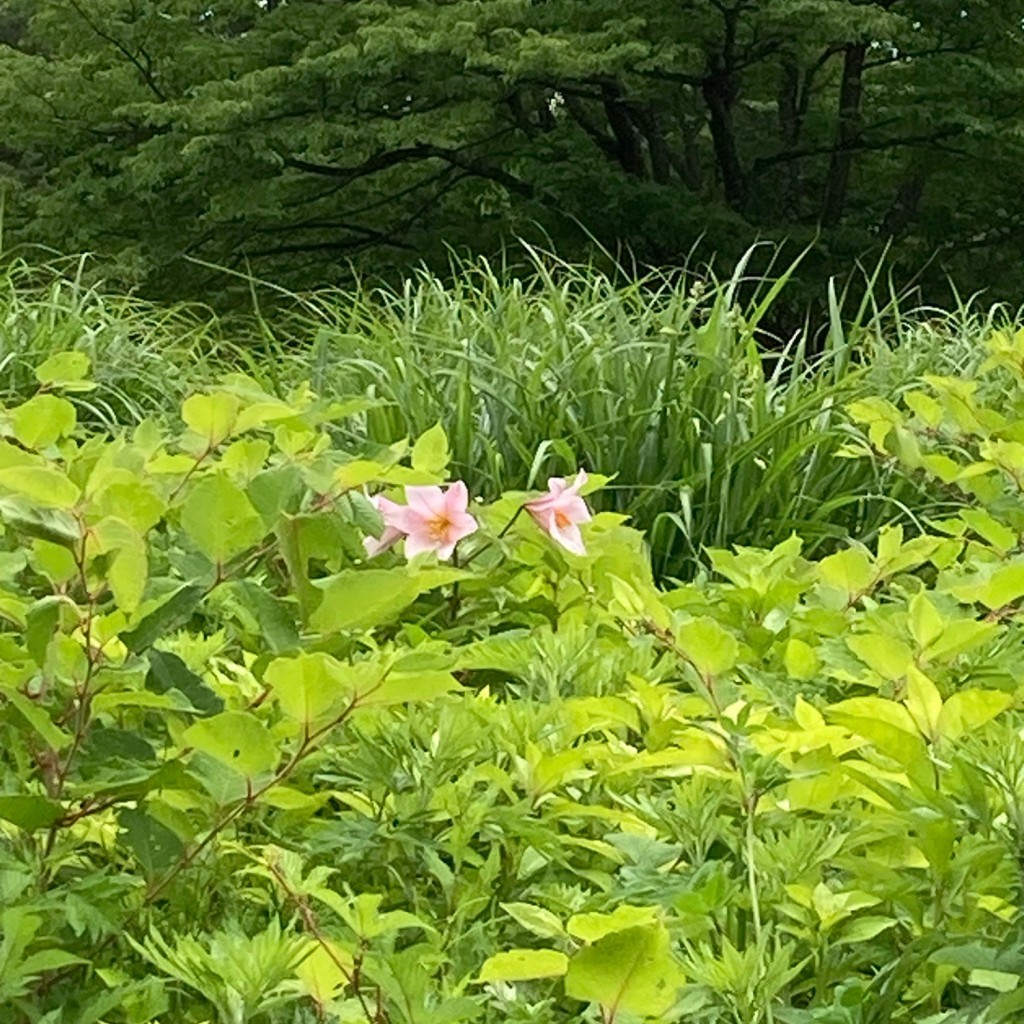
xmin=1 ymin=256 xmax=1023 ymax=1024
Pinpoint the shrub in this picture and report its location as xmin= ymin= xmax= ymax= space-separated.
xmin=1 ymin=346 xmax=1024 ymax=1023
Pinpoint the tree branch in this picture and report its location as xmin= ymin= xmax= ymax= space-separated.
xmin=65 ymin=0 xmax=167 ymax=102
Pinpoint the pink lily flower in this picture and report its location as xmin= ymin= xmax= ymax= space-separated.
xmin=525 ymin=470 xmax=592 ymax=556
xmin=402 ymin=482 xmax=478 ymax=559
xmin=363 ymin=482 xmax=478 ymax=561
xmin=362 ymin=494 xmax=409 ymax=558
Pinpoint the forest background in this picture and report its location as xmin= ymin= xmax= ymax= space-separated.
xmin=1 ymin=0 xmax=1021 ymax=307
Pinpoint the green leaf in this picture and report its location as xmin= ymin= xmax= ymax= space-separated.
xmin=834 ymin=916 xmax=897 ymax=946
xmin=500 ymin=903 xmax=566 ymax=939
xmin=181 ymin=392 xmax=240 ymax=446
xmin=411 ymin=423 xmax=450 ymax=475
xmin=146 ymin=650 xmax=224 ymax=717
xmin=784 ymin=638 xmax=819 ymax=681
xmin=0 ymin=466 xmax=80 ymax=508
xmin=2 ymin=689 xmax=71 ymax=749
xmin=118 ymin=807 xmax=184 ymax=874
xmin=0 ymin=795 xmax=62 ymax=831
xmin=477 ymin=949 xmax=569 ymax=983
xmin=564 ymin=924 xmax=683 ymax=1017
xmin=265 ymin=652 xmax=350 ymax=725
xmin=35 ymin=351 xmax=92 ymax=387
xmin=676 ymin=617 xmax=738 ymax=678
xmin=25 ymin=597 xmax=62 ymax=667
xmin=180 ymin=474 xmax=265 ymax=562
xmin=228 ymin=580 xmax=299 ymax=654
xmin=11 ymin=395 xmax=76 ymax=448
xmin=182 ymin=711 xmax=278 ymax=778
xmin=846 ymin=633 xmax=912 ymax=680
xmin=361 ymin=669 xmax=462 ymax=706
xmin=92 ymin=517 xmax=148 ymax=614
xmin=938 ymin=689 xmax=1012 ymax=740
xmin=818 ymin=548 xmax=874 ymax=596
xmin=122 ymin=584 xmax=204 ymax=653
xmin=950 ymin=561 xmax=1024 ymax=611
xmin=567 ymin=906 xmax=661 ymax=943
xmin=311 ymin=569 xmax=425 ymax=634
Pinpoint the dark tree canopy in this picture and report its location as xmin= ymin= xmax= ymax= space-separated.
xmin=1 ymin=0 xmax=1023 ymax=299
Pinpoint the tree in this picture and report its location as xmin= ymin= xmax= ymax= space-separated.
xmin=1 ymin=0 xmax=1023 ymax=300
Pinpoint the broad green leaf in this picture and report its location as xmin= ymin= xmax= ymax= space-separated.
xmin=938 ymin=690 xmax=1012 ymax=740
xmin=26 ymin=597 xmax=62 ymax=667
xmin=846 ymin=633 xmax=913 ymax=680
xmin=478 ymin=949 xmax=568 ymax=983
xmin=118 ymin=807 xmax=184 ymax=874
xmin=312 ymin=569 xmax=426 ymax=634
xmin=296 ymin=942 xmax=354 ymax=1004
xmin=361 ymin=670 xmax=462 ymax=706
xmin=908 ymin=592 xmax=944 ymax=650
xmin=265 ymin=652 xmax=351 ymax=725
xmin=181 ymin=392 xmax=240 ymax=446
xmin=146 ymin=650 xmax=224 ymax=717
xmin=92 ymin=517 xmax=147 ymax=614
xmin=182 ymin=711 xmax=278 ymax=778
xmin=123 ymin=584 xmax=204 ymax=653
xmin=949 ymin=561 xmax=1024 ymax=611
xmin=2 ymin=689 xmax=71 ymax=749
xmin=676 ymin=617 xmax=738 ymax=678
xmin=905 ymin=666 xmax=943 ymax=741
xmin=411 ymin=423 xmax=450 ymax=475
xmin=0 ymin=466 xmax=80 ymax=508
xmin=818 ymin=548 xmax=874 ymax=597
xmin=567 ymin=906 xmax=661 ymax=943
xmin=834 ymin=916 xmax=898 ymax=946
xmin=35 ymin=351 xmax=92 ymax=386
xmin=564 ymin=924 xmax=683 ymax=1016
xmin=959 ymin=509 xmax=1016 ymax=553
xmin=180 ymin=474 xmax=265 ymax=562
xmin=11 ymin=395 xmax=76 ymax=448
xmin=228 ymin=580 xmax=299 ymax=654
xmin=0 ymin=795 xmax=62 ymax=831
xmin=784 ymin=638 xmax=819 ymax=681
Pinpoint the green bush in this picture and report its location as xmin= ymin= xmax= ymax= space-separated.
xmin=2 ymin=341 xmax=1024 ymax=1023
xmin=0 ymin=254 xmax=992 ymax=579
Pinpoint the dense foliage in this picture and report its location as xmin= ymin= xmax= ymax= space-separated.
xmin=1 ymin=1 xmax=1024 ymax=298
xmin=0 ymin=255 xmax=986 ymax=580
xmin=3 ymin=323 xmax=1024 ymax=1022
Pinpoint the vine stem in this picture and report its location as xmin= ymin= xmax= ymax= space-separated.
xmin=266 ymin=858 xmax=384 ymax=1024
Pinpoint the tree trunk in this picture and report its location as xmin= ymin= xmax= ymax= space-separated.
xmin=778 ymin=60 xmax=802 ymax=213
xmin=601 ymin=83 xmax=646 ymax=178
xmin=879 ymin=170 xmax=927 ymax=239
xmin=702 ymin=64 xmax=746 ymax=209
xmin=632 ymin=102 xmax=673 ymax=185
xmin=821 ymin=42 xmax=867 ymax=227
